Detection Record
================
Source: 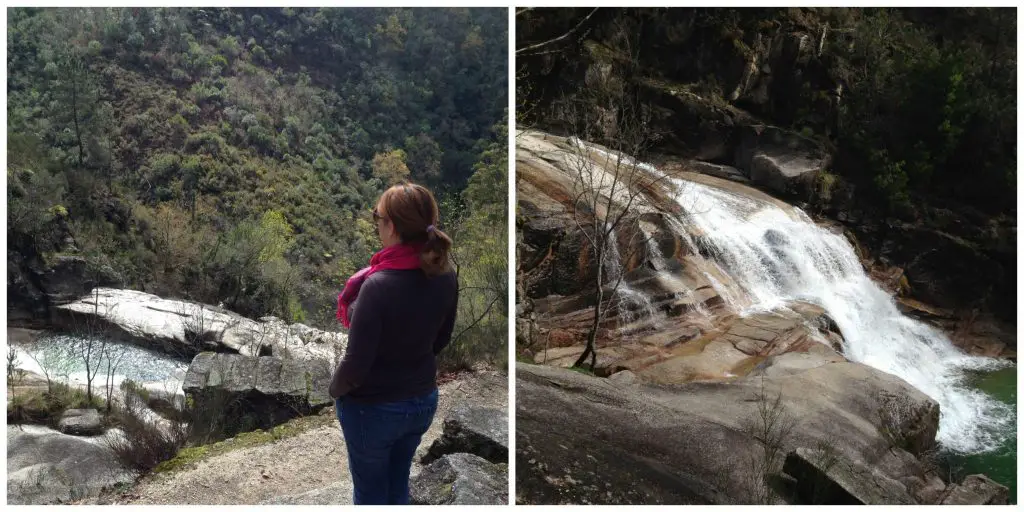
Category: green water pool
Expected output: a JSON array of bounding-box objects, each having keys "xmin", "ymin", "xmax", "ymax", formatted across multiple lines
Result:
[{"xmin": 946, "ymin": 365, "xmax": 1017, "ymax": 503}]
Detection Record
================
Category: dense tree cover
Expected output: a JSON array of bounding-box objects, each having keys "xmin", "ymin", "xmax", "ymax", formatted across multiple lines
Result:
[
  {"xmin": 517, "ymin": 7, "xmax": 1015, "ymax": 217},
  {"xmin": 8, "ymin": 7, "xmax": 508, "ymax": 334}
]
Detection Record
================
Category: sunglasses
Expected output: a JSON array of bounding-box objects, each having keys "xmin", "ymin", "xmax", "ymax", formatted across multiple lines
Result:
[{"xmin": 372, "ymin": 208, "xmax": 386, "ymax": 221}]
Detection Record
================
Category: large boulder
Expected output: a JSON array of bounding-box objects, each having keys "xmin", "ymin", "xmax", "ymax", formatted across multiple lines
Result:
[
  {"xmin": 782, "ymin": 447, "xmax": 915, "ymax": 505},
  {"xmin": 7, "ymin": 425, "xmax": 135, "ymax": 505},
  {"xmin": 53, "ymin": 288, "xmax": 346, "ymax": 362},
  {"xmin": 735, "ymin": 125, "xmax": 830, "ymax": 198},
  {"xmin": 940, "ymin": 475, "xmax": 1009, "ymax": 505},
  {"xmin": 57, "ymin": 409, "xmax": 104, "ymax": 437},
  {"xmin": 182, "ymin": 353, "xmax": 333, "ymax": 440},
  {"xmin": 411, "ymin": 453, "xmax": 508, "ymax": 505},
  {"xmin": 422, "ymin": 405, "xmax": 508, "ymax": 465},
  {"xmin": 516, "ymin": 361, "xmax": 940, "ymax": 505}
]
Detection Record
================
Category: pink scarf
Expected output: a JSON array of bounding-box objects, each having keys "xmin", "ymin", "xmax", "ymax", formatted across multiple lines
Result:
[{"xmin": 336, "ymin": 243, "xmax": 423, "ymax": 328}]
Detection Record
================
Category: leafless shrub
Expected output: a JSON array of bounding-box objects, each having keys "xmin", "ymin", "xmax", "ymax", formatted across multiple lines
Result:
[
  {"xmin": 104, "ymin": 379, "xmax": 189, "ymax": 472},
  {"xmin": 739, "ymin": 377, "xmax": 796, "ymax": 504}
]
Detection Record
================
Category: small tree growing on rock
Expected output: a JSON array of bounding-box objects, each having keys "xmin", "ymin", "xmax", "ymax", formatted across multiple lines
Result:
[
  {"xmin": 67, "ymin": 288, "xmax": 115, "ymax": 406},
  {"xmin": 554, "ymin": 24, "xmax": 672, "ymax": 369},
  {"xmin": 740, "ymin": 377, "xmax": 796, "ymax": 504},
  {"xmin": 100, "ymin": 340, "xmax": 127, "ymax": 414},
  {"xmin": 24, "ymin": 343, "xmax": 74, "ymax": 394}
]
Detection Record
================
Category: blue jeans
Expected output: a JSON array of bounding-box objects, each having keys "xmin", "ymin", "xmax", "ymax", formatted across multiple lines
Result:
[{"xmin": 336, "ymin": 389, "xmax": 439, "ymax": 505}]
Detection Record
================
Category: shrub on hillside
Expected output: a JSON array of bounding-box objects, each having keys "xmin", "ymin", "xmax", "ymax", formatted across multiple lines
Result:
[{"xmin": 105, "ymin": 380, "xmax": 190, "ymax": 472}]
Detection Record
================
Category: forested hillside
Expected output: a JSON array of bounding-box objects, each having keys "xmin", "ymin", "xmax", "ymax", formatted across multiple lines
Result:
[{"xmin": 8, "ymin": 7, "xmax": 508, "ymax": 365}]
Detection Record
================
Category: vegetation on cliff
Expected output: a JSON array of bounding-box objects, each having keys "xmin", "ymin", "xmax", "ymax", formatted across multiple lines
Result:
[
  {"xmin": 8, "ymin": 8, "xmax": 508, "ymax": 368},
  {"xmin": 517, "ymin": 7, "xmax": 1015, "ymax": 216}
]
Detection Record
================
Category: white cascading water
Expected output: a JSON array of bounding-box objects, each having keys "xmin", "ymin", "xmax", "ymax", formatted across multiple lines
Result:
[
  {"xmin": 604, "ymin": 224, "xmax": 658, "ymax": 327},
  {"xmin": 668, "ymin": 177, "xmax": 1011, "ymax": 454},
  {"xmin": 642, "ymin": 222, "xmax": 712, "ymax": 319}
]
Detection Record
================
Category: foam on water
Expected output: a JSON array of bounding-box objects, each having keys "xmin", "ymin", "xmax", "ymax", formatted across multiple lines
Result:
[{"xmin": 669, "ymin": 178, "xmax": 1012, "ymax": 453}]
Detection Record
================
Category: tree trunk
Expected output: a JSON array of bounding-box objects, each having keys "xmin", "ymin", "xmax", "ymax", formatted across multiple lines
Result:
[
  {"xmin": 574, "ymin": 247, "xmax": 604, "ymax": 369},
  {"xmin": 71, "ymin": 75, "xmax": 84, "ymax": 169}
]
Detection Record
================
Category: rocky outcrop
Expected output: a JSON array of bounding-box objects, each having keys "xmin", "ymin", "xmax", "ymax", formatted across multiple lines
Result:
[
  {"xmin": 422, "ymin": 405, "xmax": 508, "ymax": 465},
  {"xmin": 57, "ymin": 409, "xmax": 104, "ymax": 437},
  {"xmin": 411, "ymin": 453, "xmax": 508, "ymax": 505},
  {"xmin": 735, "ymin": 125, "xmax": 830, "ymax": 198},
  {"xmin": 40, "ymin": 256, "xmax": 121, "ymax": 305},
  {"xmin": 683, "ymin": 160, "xmax": 750, "ymax": 184},
  {"xmin": 940, "ymin": 475, "xmax": 1009, "ymax": 505},
  {"xmin": 8, "ymin": 252, "xmax": 121, "ymax": 327},
  {"xmin": 783, "ymin": 447, "xmax": 915, "ymax": 505},
  {"xmin": 516, "ymin": 361, "xmax": 941, "ymax": 505},
  {"xmin": 182, "ymin": 353, "xmax": 333, "ymax": 440},
  {"xmin": 52, "ymin": 288, "xmax": 346, "ymax": 363},
  {"xmin": 7, "ymin": 425, "xmax": 135, "ymax": 505},
  {"xmin": 518, "ymin": 132, "xmax": 849, "ymax": 383},
  {"xmin": 868, "ymin": 224, "xmax": 1004, "ymax": 313}
]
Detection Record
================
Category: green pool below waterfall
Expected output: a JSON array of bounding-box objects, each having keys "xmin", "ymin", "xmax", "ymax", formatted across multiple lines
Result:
[{"xmin": 945, "ymin": 365, "xmax": 1017, "ymax": 503}]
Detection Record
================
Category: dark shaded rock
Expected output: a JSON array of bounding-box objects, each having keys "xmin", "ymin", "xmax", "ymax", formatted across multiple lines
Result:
[
  {"xmin": 183, "ymin": 353, "xmax": 332, "ymax": 440},
  {"xmin": 39, "ymin": 255, "xmax": 120, "ymax": 305},
  {"xmin": 941, "ymin": 474, "xmax": 1009, "ymax": 505},
  {"xmin": 410, "ymin": 453, "xmax": 508, "ymax": 505},
  {"xmin": 57, "ymin": 409, "xmax": 103, "ymax": 436},
  {"xmin": 783, "ymin": 447, "xmax": 914, "ymax": 505},
  {"xmin": 735, "ymin": 125, "xmax": 830, "ymax": 198},
  {"xmin": 877, "ymin": 224, "xmax": 1003, "ymax": 313},
  {"xmin": 7, "ymin": 251, "xmax": 119, "ymax": 327},
  {"xmin": 516, "ymin": 362, "xmax": 938, "ymax": 505},
  {"xmin": 422, "ymin": 405, "xmax": 508, "ymax": 465},
  {"xmin": 686, "ymin": 160, "xmax": 750, "ymax": 184}
]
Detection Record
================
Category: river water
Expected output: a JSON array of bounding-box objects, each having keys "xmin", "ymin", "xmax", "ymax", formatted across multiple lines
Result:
[{"xmin": 12, "ymin": 333, "xmax": 188, "ymax": 399}]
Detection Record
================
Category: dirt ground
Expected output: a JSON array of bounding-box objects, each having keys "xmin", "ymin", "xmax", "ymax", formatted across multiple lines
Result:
[{"xmin": 96, "ymin": 369, "xmax": 508, "ymax": 505}]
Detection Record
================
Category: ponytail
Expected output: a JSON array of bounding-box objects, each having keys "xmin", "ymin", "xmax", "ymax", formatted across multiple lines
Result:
[
  {"xmin": 376, "ymin": 182, "xmax": 454, "ymax": 277},
  {"xmin": 420, "ymin": 224, "xmax": 453, "ymax": 277}
]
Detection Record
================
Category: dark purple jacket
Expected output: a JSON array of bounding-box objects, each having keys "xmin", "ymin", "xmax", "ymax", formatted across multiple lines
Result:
[{"xmin": 329, "ymin": 268, "xmax": 458, "ymax": 403}]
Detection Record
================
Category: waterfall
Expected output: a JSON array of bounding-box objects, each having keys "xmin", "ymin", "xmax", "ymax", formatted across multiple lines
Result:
[
  {"xmin": 642, "ymin": 220, "xmax": 712, "ymax": 319},
  {"xmin": 603, "ymin": 224, "xmax": 658, "ymax": 328},
  {"xmin": 669, "ymin": 177, "xmax": 1012, "ymax": 454}
]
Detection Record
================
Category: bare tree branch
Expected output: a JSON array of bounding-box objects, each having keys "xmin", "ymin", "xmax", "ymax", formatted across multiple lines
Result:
[{"xmin": 516, "ymin": 7, "xmax": 599, "ymax": 55}]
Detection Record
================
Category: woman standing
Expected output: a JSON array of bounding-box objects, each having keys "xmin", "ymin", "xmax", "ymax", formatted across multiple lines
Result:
[{"xmin": 329, "ymin": 182, "xmax": 458, "ymax": 505}]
